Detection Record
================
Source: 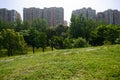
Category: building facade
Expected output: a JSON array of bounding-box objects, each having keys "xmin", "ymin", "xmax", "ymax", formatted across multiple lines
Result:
[
  {"xmin": 0, "ymin": 8, "xmax": 21, "ymax": 22},
  {"xmin": 72, "ymin": 7, "xmax": 96, "ymax": 20},
  {"xmin": 43, "ymin": 7, "xmax": 64, "ymax": 27},
  {"xmin": 97, "ymin": 9, "xmax": 120, "ymax": 25},
  {"xmin": 23, "ymin": 7, "xmax": 64, "ymax": 27},
  {"xmin": 23, "ymin": 7, "xmax": 43, "ymax": 23}
]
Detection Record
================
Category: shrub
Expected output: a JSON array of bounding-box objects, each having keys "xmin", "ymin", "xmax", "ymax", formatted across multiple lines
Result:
[
  {"xmin": 63, "ymin": 38, "xmax": 73, "ymax": 49},
  {"xmin": 73, "ymin": 37, "xmax": 89, "ymax": 48},
  {"xmin": 103, "ymin": 40, "xmax": 112, "ymax": 45},
  {"xmin": 115, "ymin": 37, "xmax": 120, "ymax": 44}
]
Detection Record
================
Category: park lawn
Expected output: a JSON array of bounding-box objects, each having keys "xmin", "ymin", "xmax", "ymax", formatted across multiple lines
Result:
[{"xmin": 0, "ymin": 45, "xmax": 120, "ymax": 80}]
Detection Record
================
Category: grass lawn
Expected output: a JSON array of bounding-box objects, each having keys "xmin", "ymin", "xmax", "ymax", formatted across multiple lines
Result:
[{"xmin": 0, "ymin": 45, "xmax": 120, "ymax": 80}]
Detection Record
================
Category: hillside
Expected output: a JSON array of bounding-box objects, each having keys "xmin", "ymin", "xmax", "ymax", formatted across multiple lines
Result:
[{"xmin": 0, "ymin": 45, "xmax": 120, "ymax": 80}]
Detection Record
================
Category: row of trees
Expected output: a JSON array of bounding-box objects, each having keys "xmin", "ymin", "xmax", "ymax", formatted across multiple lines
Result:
[
  {"xmin": 70, "ymin": 14, "xmax": 120, "ymax": 45},
  {"xmin": 0, "ymin": 14, "xmax": 120, "ymax": 56}
]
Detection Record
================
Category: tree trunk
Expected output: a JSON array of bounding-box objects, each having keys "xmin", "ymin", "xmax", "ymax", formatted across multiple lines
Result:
[
  {"xmin": 51, "ymin": 44, "xmax": 54, "ymax": 51},
  {"xmin": 52, "ymin": 46, "xmax": 53, "ymax": 51},
  {"xmin": 42, "ymin": 47, "xmax": 45, "ymax": 52},
  {"xmin": 33, "ymin": 46, "xmax": 35, "ymax": 53},
  {"xmin": 7, "ymin": 47, "xmax": 11, "ymax": 56}
]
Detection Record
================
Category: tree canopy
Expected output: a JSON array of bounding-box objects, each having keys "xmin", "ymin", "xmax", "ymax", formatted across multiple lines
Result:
[{"xmin": 0, "ymin": 29, "xmax": 27, "ymax": 56}]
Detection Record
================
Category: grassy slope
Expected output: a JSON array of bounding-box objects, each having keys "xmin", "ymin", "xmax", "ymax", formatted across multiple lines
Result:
[{"xmin": 0, "ymin": 45, "xmax": 120, "ymax": 80}]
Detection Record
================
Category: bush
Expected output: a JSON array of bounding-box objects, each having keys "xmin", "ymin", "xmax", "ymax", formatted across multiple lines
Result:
[
  {"xmin": 115, "ymin": 37, "xmax": 120, "ymax": 44},
  {"xmin": 103, "ymin": 40, "xmax": 112, "ymax": 45},
  {"xmin": 73, "ymin": 37, "xmax": 89, "ymax": 48},
  {"xmin": 63, "ymin": 38, "xmax": 73, "ymax": 49}
]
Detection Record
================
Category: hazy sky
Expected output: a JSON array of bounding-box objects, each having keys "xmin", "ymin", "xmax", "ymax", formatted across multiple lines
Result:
[{"xmin": 0, "ymin": 0, "xmax": 120, "ymax": 23}]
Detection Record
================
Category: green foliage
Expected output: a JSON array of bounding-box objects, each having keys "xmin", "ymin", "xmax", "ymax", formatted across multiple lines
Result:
[
  {"xmin": 22, "ymin": 21, "xmax": 31, "ymax": 30},
  {"xmin": 63, "ymin": 38, "xmax": 73, "ymax": 49},
  {"xmin": 55, "ymin": 25, "xmax": 68, "ymax": 38},
  {"xmin": 14, "ymin": 18, "xmax": 22, "ymax": 32},
  {"xmin": 0, "ymin": 29, "xmax": 27, "ymax": 56},
  {"xmin": 49, "ymin": 36, "xmax": 64, "ymax": 49},
  {"xmin": 89, "ymin": 25, "xmax": 120, "ymax": 46},
  {"xmin": 36, "ymin": 32, "xmax": 47, "ymax": 52},
  {"xmin": 0, "ymin": 45, "xmax": 120, "ymax": 80},
  {"xmin": 115, "ymin": 36, "xmax": 120, "ymax": 44},
  {"xmin": 73, "ymin": 37, "xmax": 89, "ymax": 48},
  {"xmin": 26, "ymin": 28, "xmax": 38, "ymax": 53},
  {"xmin": 70, "ymin": 14, "xmax": 84, "ymax": 38},
  {"xmin": 25, "ymin": 28, "xmax": 47, "ymax": 53},
  {"xmin": 103, "ymin": 40, "xmax": 112, "ymax": 45},
  {"xmin": 0, "ymin": 20, "xmax": 15, "ymax": 31},
  {"xmin": 32, "ymin": 19, "xmax": 48, "ymax": 32},
  {"xmin": 69, "ymin": 14, "xmax": 98, "ymax": 39},
  {"xmin": 46, "ymin": 25, "xmax": 68, "ymax": 48}
]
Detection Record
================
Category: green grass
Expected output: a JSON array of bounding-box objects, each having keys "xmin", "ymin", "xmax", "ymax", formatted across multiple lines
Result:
[{"xmin": 0, "ymin": 45, "xmax": 120, "ymax": 80}]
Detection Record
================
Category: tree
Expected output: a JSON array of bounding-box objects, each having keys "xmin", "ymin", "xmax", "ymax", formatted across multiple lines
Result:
[
  {"xmin": 69, "ymin": 14, "xmax": 80, "ymax": 38},
  {"xmin": 27, "ymin": 28, "xmax": 38, "ymax": 53},
  {"xmin": 32, "ymin": 19, "xmax": 48, "ymax": 32},
  {"xmin": 14, "ymin": 18, "xmax": 22, "ymax": 32},
  {"xmin": 47, "ymin": 27, "xmax": 56, "ymax": 38},
  {"xmin": 22, "ymin": 21, "xmax": 31, "ymax": 30},
  {"xmin": 55, "ymin": 25, "xmax": 68, "ymax": 38},
  {"xmin": 36, "ymin": 32, "xmax": 47, "ymax": 52},
  {"xmin": 69, "ymin": 14, "xmax": 96, "ymax": 40},
  {"xmin": 0, "ymin": 32, "xmax": 3, "ymax": 50},
  {"xmin": 25, "ymin": 28, "xmax": 47, "ymax": 53},
  {"xmin": 0, "ymin": 29, "xmax": 27, "ymax": 56},
  {"xmin": 50, "ymin": 36, "xmax": 64, "ymax": 49},
  {"xmin": 69, "ymin": 14, "xmax": 98, "ymax": 39},
  {"xmin": 89, "ymin": 25, "xmax": 120, "ymax": 46},
  {"xmin": 0, "ymin": 20, "xmax": 12, "ymax": 31}
]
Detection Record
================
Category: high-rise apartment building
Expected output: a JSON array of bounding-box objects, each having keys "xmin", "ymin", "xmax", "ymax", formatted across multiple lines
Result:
[
  {"xmin": 113, "ymin": 10, "xmax": 120, "ymax": 25},
  {"xmin": 104, "ymin": 9, "xmax": 114, "ymax": 24},
  {"xmin": 97, "ymin": 9, "xmax": 120, "ymax": 25},
  {"xmin": 23, "ymin": 7, "xmax": 64, "ymax": 27},
  {"xmin": 23, "ymin": 7, "xmax": 43, "ymax": 23},
  {"xmin": 43, "ymin": 7, "xmax": 64, "ymax": 27},
  {"xmin": 0, "ymin": 8, "xmax": 21, "ymax": 22},
  {"xmin": 72, "ymin": 7, "xmax": 96, "ymax": 20},
  {"xmin": 96, "ymin": 12, "xmax": 104, "ymax": 21}
]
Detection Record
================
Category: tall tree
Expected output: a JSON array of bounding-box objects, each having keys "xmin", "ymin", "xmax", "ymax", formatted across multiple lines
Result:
[
  {"xmin": 32, "ymin": 19, "xmax": 48, "ymax": 32},
  {"xmin": 27, "ymin": 28, "xmax": 38, "ymax": 53},
  {"xmin": 22, "ymin": 21, "xmax": 31, "ymax": 30},
  {"xmin": 69, "ymin": 14, "xmax": 98, "ymax": 40},
  {"xmin": 14, "ymin": 18, "xmax": 22, "ymax": 32}
]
